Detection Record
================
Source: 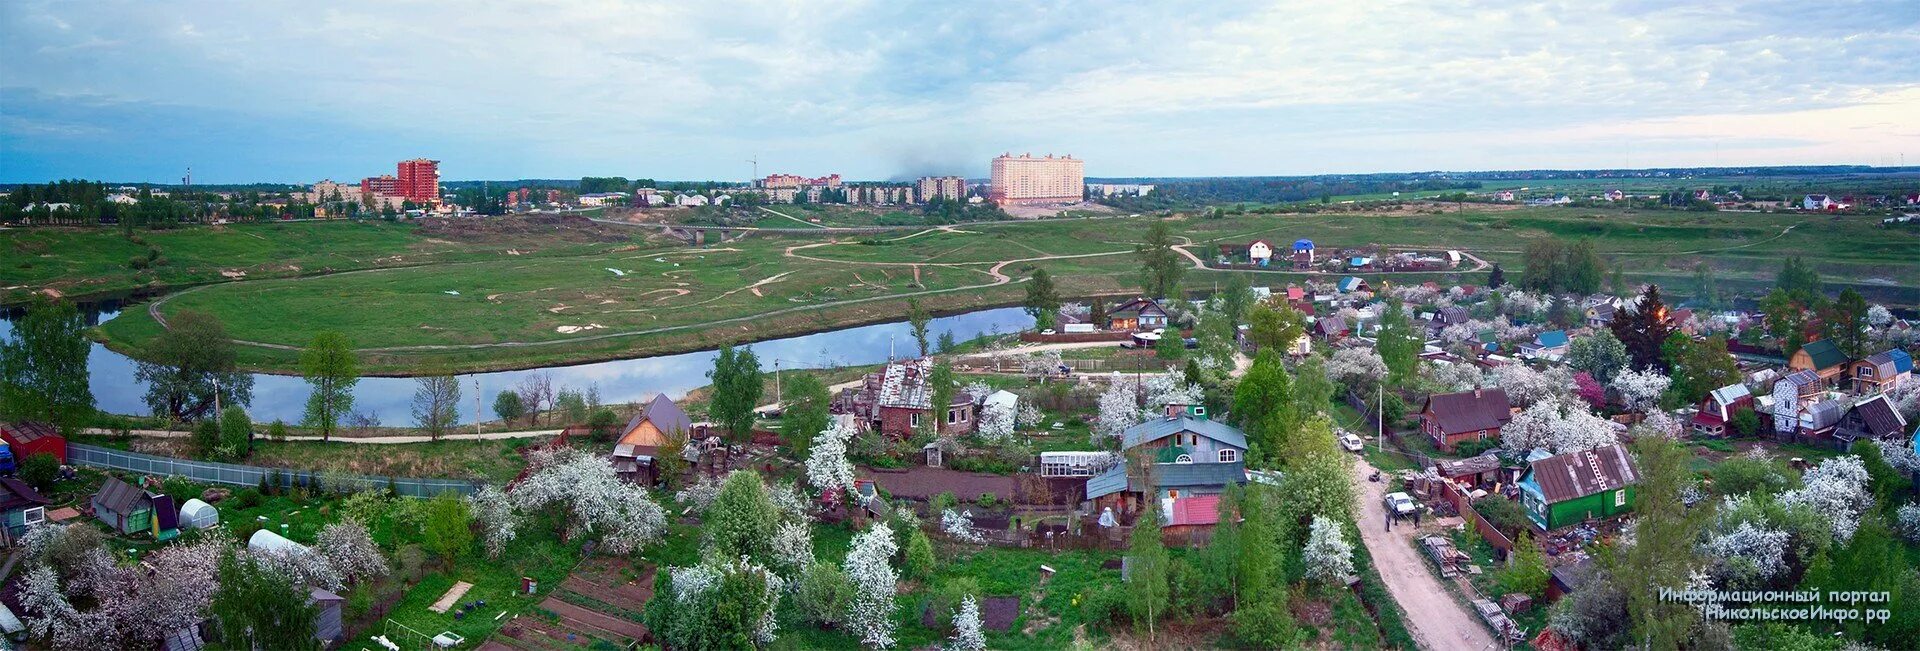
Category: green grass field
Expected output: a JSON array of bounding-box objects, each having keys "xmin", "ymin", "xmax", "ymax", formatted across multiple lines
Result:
[{"xmin": 55, "ymin": 204, "xmax": 1920, "ymax": 374}]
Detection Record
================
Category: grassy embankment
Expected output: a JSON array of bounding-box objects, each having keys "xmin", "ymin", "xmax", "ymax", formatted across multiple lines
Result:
[{"xmin": 77, "ymin": 206, "xmax": 1920, "ymax": 375}]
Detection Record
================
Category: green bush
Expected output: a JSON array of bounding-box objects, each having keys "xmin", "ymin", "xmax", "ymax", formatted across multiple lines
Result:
[
  {"xmin": 904, "ymin": 528, "xmax": 936, "ymax": 580},
  {"xmin": 1232, "ymin": 597, "xmax": 1302, "ymax": 648},
  {"xmin": 17, "ymin": 452, "xmax": 59, "ymax": 490},
  {"xmin": 794, "ymin": 564, "xmax": 852, "ymax": 627}
]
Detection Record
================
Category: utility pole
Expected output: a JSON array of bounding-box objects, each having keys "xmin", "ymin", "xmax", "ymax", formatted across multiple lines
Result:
[
  {"xmin": 1377, "ymin": 382, "xmax": 1383, "ymax": 454},
  {"xmin": 774, "ymin": 359, "xmax": 782, "ymax": 406},
  {"xmin": 474, "ymin": 376, "xmax": 483, "ymax": 437}
]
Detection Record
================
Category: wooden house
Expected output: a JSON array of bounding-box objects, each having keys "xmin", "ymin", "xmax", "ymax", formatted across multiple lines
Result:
[
  {"xmin": 92, "ymin": 476, "xmax": 154, "ymax": 535},
  {"xmin": 0, "ymin": 477, "xmax": 50, "ymax": 546},
  {"xmin": 1519, "ymin": 330, "xmax": 1570, "ymax": 361},
  {"xmin": 1107, "ymin": 298, "xmax": 1169, "ymax": 331},
  {"xmin": 833, "ymin": 358, "xmax": 975, "ymax": 438},
  {"xmin": 610, "ymin": 394, "xmax": 693, "ymax": 485},
  {"xmin": 1691, "ymin": 383, "xmax": 1753, "ymax": 436},
  {"xmin": 1850, "ymin": 351, "xmax": 1905, "ymax": 395},
  {"xmin": 1769, "ymin": 370, "xmax": 1823, "ymax": 436},
  {"xmin": 1837, "ymin": 395, "xmax": 1908, "ymax": 443},
  {"xmin": 1085, "ymin": 404, "xmax": 1248, "ymax": 519},
  {"xmin": 1518, "ymin": 444, "xmax": 1639, "ymax": 531},
  {"xmin": 1788, "ymin": 339, "xmax": 1849, "ymax": 386},
  {"xmin": 1434, "ymin": 453, "xmax": 1505, "ymax": 487},
  {"xmin": 1420, "ymin": 388, "xmax": 1513, "ymax": 452}
]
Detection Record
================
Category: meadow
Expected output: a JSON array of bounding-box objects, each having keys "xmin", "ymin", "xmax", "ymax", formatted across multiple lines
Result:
[{"xmin": 57, "ymin": 203, "xmax": 1920, "ymax": 374}]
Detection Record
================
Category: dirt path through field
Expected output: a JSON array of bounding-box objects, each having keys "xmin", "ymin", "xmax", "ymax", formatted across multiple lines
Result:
[{"xmin": 1350, "ymin": 457, "xmax": 1500, "ymax": 651}]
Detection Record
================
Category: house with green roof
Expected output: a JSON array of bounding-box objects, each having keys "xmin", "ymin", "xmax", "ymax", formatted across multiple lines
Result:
[{"xmin": 1789, "ymin": 338, "xmax": 1849, "ymax": 387}]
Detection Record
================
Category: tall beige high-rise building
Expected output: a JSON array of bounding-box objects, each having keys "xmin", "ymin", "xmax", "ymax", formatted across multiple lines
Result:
[
  {"xmin": 988, "ymin": 153, "xmax": 1083, "ymax": 206},
  {"xmin": 915, "ymin": 176, "xmax": 966, "ymax": 203}
]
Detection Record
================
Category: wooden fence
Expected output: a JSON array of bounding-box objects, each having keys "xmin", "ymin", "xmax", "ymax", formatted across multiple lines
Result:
[{"xmin": 1439, "ymin": 481, "xmax": 1515, "ymax": 561}]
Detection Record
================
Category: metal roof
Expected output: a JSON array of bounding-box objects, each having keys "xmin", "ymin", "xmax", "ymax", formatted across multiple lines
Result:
[
  {"xmin": 1535, "ymin": 331, "xmax": 1569, "ymax": 348},
  {"xmin": 1847, "ymin": 395, "xmax": 1906, "ymax": 439},
  {"xmin": 93, "ymin": 476, "xmax": 147, "ymax": 515},
  {"xmin": 1803, "ymin": 400, "xmax": 1844, "ymax": 430},
  {"xmin": 1153, "ymin": 461, "xmax": 1247, "ymax": 488},
  {"xmin": 0, "ymin": 421, "xmax": 60, "ymax": 446},
  {"xmin": 1523, "ymin": 444, "xmax": 1639, "ymax": 503},
  {"xmin": 622, "ymin": 393, "xmax": 692, "ymax": 438},
  {"xmin": 1799, "ymin": 339, "xmax": 1846, "ymax": 370},
  {"xmin": 1085, "ymin": 464, "xmax": 1129, "ymax": 499},
  {"xmin": 1121, "ymin": 417, "xmax": 1248, "ymax": 451},
  {"xmin": 1708, "ymin": 383, "xmax": 1751, "ymax": 406},
  {"xmin": 1422, "ymin": 388, "xmax": 1513, "ymax": 434}
]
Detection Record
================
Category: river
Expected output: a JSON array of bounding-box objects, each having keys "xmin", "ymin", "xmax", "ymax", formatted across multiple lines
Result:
[{"xmin": 0, "ymin": 301, "xmax": 1033, "ymax": 426}]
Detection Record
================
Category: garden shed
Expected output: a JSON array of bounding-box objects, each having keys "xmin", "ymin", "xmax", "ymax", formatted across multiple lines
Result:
[
  {"xmin": 92, "ymin": 476, "xmax": 154, "ymax": 535},
  {"xmin": 178, "ymin": 498, "xmax": 219, "ymax": 529},
  {"xmin": 150, "ymin": 494, "xmax": 179, "ymax": 541},
  {"xmin": 309, "ymin": 588, "xmax": 345, "ymax": 642}
]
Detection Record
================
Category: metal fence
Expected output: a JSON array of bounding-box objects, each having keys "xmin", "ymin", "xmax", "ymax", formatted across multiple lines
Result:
[{"xmin": 66, "ymin": 443, "xmax": 481, "ymax": 498}]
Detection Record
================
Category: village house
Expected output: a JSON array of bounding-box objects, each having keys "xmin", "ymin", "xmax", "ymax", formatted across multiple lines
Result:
[
  {"xmin": 609, "ymin": 394, "xmax": 694, "ymax": 486},
  {"xmin": 1420, "ymin": 387, "xmax": 1514, "ymax": 452},
  {"xmin": 1292, "ymin": 239, "xmax": 1315, "ymax": 270},
  {"xmin": 1106, "ymin": 298, "xmax": 1169, "ymax": 331},
  {"xmin": 833, "ymin": 358, "xmax": 974, "ymax": 438},
  {"xmin": 1691, "ymin": 383, "xmax": 1753, "ymax": 436},
  {"xmin": 1796, "ymin": 400, "xmax": 1845, "ymax": 444},
  {"xmin": 1247, "ymin": 239, "xmax": 1274, "ymax": 266},
  {"xmin": 1518, "ymin": 444, "xmax": 1639, "ymax": 531},
  {"xmin": 0, "ymin": 477, "xmax": 50, "ymax": 546},
  {"xmin": 1850, "ymin": 350, "xmax": 1912, "ymax": 395},
  {"xmin": 1519, "ymin": 330, "xmax": 1570, "ymax": 361},
  {"xmin": 1086, "ymin": 404, "xmax": 1248, "ymax": 524},
  {"xmin": 1769, "ymin": 370, "xmax": 1825, "ymax": 436},
  {"xmin": 1788, "ymin": 339, "xmax": 1849, "ymax": 387},
  {"xmin": 1336, "ymin": 276, "xmax": 1369, "ymax": 294},
  {"xmin": 1584, "ymin": 302, "xmax": 1617, "ymax": 329},
  {"xmin": 1836, "ymin": 394, "xmax": 1908, "ymax": 443}
]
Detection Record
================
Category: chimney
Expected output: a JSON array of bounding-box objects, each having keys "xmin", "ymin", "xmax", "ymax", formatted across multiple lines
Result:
[{"xmin": 1473, "ymin": 387, "xmax": 1483, "ymax": 399}]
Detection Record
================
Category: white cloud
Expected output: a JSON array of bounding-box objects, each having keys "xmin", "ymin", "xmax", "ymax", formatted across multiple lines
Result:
[{"xmin": 2, "ymin": 0, "xmax": 1916, "ymax": 180}]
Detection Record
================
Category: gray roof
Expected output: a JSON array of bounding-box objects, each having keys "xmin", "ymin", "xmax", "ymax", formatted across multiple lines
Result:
[
  {"xmin": 1086, "ymin": 464, "xmax": 1129, "ymax": 499},
  {"xmin": 1120, "ymin": 417, "xmax": 1248, "ymax": 451},
  {"xmin": 1804, "ymin": 400, "xmax": 1844, "ymax": 429},
  {"xmin": 1154, "ymin": 462, "xmax": 1247, "ymax": 488},
  {"xmin": 94, "ymin": 476, "xmax": 147, "ymax": 515},
  {"xmin": 1085, "ymin": 461, "xmax": 1249, "ymax": 500},
  {"xmin": 622, "ymin": 393, "xmax": 692, "ymax": 438}
]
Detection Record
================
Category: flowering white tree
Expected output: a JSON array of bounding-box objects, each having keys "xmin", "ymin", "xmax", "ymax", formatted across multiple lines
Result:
[
  {"xmin": 1020, "ymin": 350, "xmax": 1063, "ymax": 378},
  {"xmin": 769, "ymin": 480, "xmax": 813, "ymax": 522},
  {"xmin": 1501, "ymin": 397, "xmax": 1619, "ymax": 455},
  {"xmin": 1897, "ymin": 503, "xmax": 1920, "ymax": 543},
  {"xmin": 942, "ymin": 509, "xmax": 986, "ymax": 545},
  {"xmin": 1325, "ymin": 348, "xmax": 1388, "ymax": 393},
  {"xmin": 1888, "ymin": 377, "xmax": 1920, "ymax": 422},
  {"xmin": 315, "ymin": 520, "xmax": 389, "ymax": 584},
  {"xmin": 664, "ymin": 557, "xmax": 786, "ymax": 645},
  {"xmin": 949, "ymin": 594, "xmax": 986, "ymax": 651},
  {"xmin": 974, "ymin": 401, "xmax": 1015, "ymax": 443},
  {"xmin": 469, "ymin": 484, "xmax": 522, "ymax": 559},
  {"xmin": 962, "ymin": 382, "xmax": 994, "ymax": 404},
  {"xmin": 1780, "ymin": 455, "xmax": 1872, "ymax": 542},
  {"xmin": 807, "ymin": 417, "xmax": 860, "ymax": 505},
  {"xmin": 1868, "ymin": 304, "xmax": 1893, "ymax": 327},
  {"xmin": 1094, "ymin": 378, "xmax": 1140, "ymax": 446},
  {"xmin": 1491, "ymin": 364, "xmax": 1575, "ymax": 407},
  {"xmin": 1880, "ymin": 440, "xmax": 1920, "ymax": 476},
  {"xmin": 1611, "ymin": 368, "xmax": 1671, "ymax": 413},
  {"xmin": 845, "ymin": 523, "xmax": 900, "ymax": 649},
  {"xmin": 772, "ymin": 520, "xmax": 815, "ymax": 575},
  {"xmin": 1439, "ymin": 323, "xmax": 1477, "ymax": 345},
  {"xmin": 1501, "ymin": 290, "xmax": 1549, "ymax": 319},
  {"xmin": 512, "ymin": 447, "xmax": 667, "ymax": 553},
  {"xmin": 1142, "ymin": 374, "xmax": 1203, "ymax": 413},
  {"xmin": 1016, "ymin": 402, "xmax": 1044, "ymax": 429},
  {"xmin": 1425, "ymin": 361, "xmax": 1483, "ymax": 393},
  {"xmin": 1635, "ymin": 410, "xmax": 1685, "ymax": 440},
  {"xmin": 139, "ymin": 535, "xmax": 228, "ymax": 637},
  {"xmin": 1702, "ymin": 521, "xmax": 1791, "ymax": 588},
  {"xmin": 251, "ymin": 545, "xmax": 344, "ymax": 591},
  {"xmin": 674, "ymin": 475, "xmax": 727, "ymax": 512},
  {"xmin": 19, "ymin": 565, "xmax": 96, "ymax": 649},
  {"xmin": 1302, "ymin": 515, "xmax": 1355, "ymax": 584}
]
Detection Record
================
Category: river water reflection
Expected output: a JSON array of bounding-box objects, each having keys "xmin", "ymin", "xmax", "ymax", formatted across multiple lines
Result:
[{"xmin": 0, "ymin": 301, "xmax": 1032, "ymax": 426}]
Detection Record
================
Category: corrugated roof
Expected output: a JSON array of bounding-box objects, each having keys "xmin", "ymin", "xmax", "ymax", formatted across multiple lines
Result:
[
  {"xmin": 1423, "ymin": 389, "xmax": 1513, "ymax": 434},
  {"xmin": 1848, "ymin": 396, "xmax": 1906, "ymax": 439},
  {"xmin": 1800, "ymin": 339, "xmax": 1846, "ymax": 370},
  {"xmin": 1708, "ymin": 384, "xmax": 1750, "ymax": 406},
  {"xmin": 1121, "ymin": 417, "xmax": 1248, "ymax": 451},
  {"xmin": 1525, "ymin": 444, "xmax": 1639, "ymax": 503},
  {"xmin": 0, "ymin": 421, "xmax": 59, "ymax": 446},
  {"xmin": 1889, "ymin": 349, "xmax": 1913, "ymax": 374},
  {"xmin": 0, "ymin": 477, "xmax": 50, "ymax": 511},
  {"xmin": 1154, "ymin": 461, "xmax": 1246, "ymax": 488},
  {"xmin": 94, "ymin": 476, "xmax": 146, "ymax": 515},
  {"xmin": 1437, "ymin": 454, "xmax": 1503, "ymax": 478},
  {"xmin": 1535, "ymin": 331, "xmax": 1569, "ymax": 348},
  {"xmin": 1085, "ymin": 464, "xmax": 1129, "ymax": 499},
  {"xmin": 1803, "ymin": 400, "xmax": 1844, "ymax": 429},
  {"xmin": 1781, "ymin": 369, "xmax": 1821, "ymax": 388}
]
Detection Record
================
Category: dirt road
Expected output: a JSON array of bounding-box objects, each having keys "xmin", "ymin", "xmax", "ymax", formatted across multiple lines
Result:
[{"xmin": 1350, "ymin": 458, "xmax": 1500, "ymax": 651}]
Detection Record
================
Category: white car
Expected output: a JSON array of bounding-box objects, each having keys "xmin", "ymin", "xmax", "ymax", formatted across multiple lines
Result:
[
  {"xmin": 1383, "ymin": 492, "xmax": 1418, "ymax": 517},
  {"xmin": 1338, "ymin": 433, "xmax": 1365, "ymax": 452},
  {"xmin": 1040, "ymin": 329, "xmax": 1056, "ymax": 335}
]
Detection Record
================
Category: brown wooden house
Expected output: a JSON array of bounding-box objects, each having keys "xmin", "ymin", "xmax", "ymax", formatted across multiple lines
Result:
[
  {"xmin": 1788, "ymin": 339, "xmax": 1849, "ymax": 387},
  {"xmin": 610, "ymin": 394, "xmax": 693, "ymax": 485},
  {"xmin": 1420, "ymin": 388, "xmax": 1513, "ymax": 452}
]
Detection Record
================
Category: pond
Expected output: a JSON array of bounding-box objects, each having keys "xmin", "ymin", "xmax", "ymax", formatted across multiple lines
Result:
[{"xmin": 0, "ymin": 300, "xmax": 1033, "ymax": 426}]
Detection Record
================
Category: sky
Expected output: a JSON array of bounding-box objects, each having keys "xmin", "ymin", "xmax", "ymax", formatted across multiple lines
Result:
[{"xmin": 3, "ymin": 0, "xmax": 1919, "ymax": 184}]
